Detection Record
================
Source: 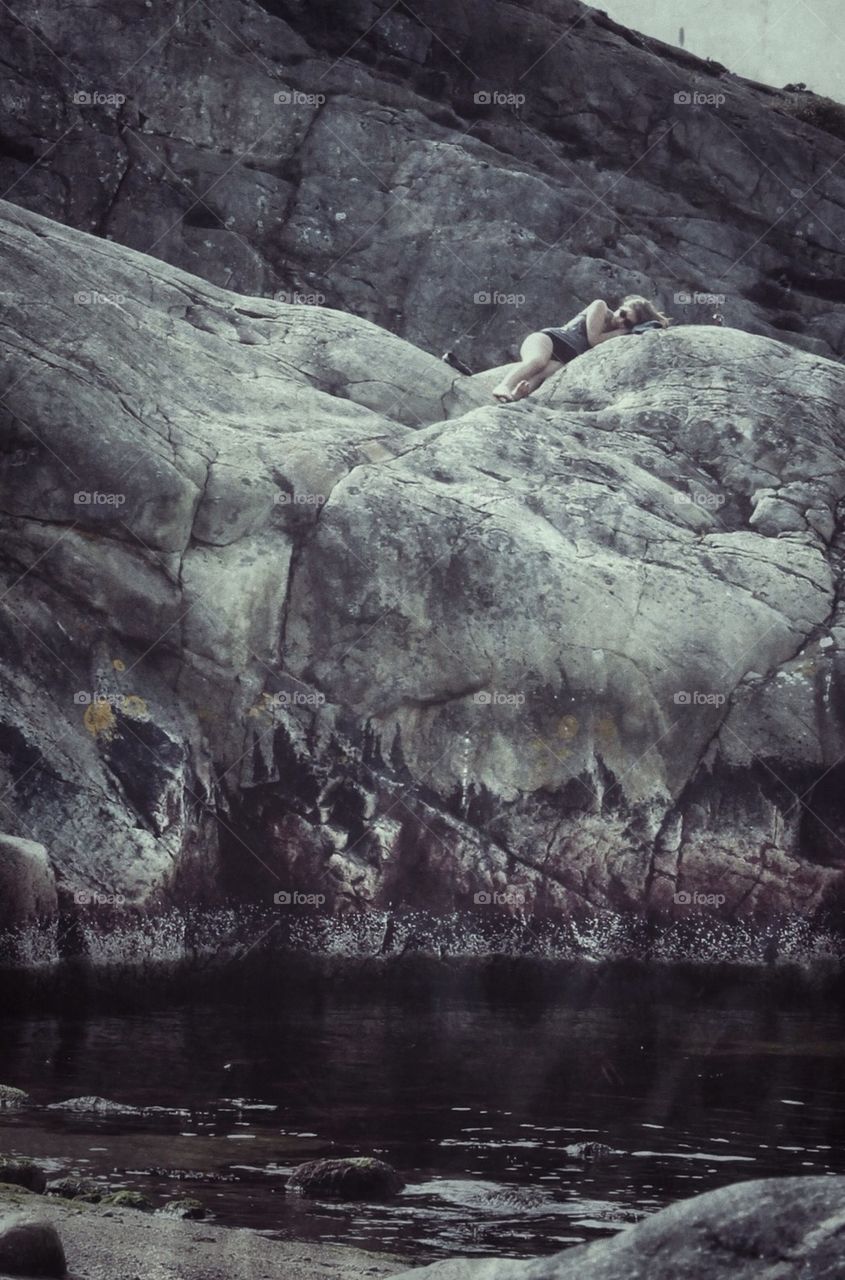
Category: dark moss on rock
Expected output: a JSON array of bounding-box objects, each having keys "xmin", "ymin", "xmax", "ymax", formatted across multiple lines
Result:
[{"xmin": 287, "ymin": 1157, "xmax": 405, "ymax": 1201}]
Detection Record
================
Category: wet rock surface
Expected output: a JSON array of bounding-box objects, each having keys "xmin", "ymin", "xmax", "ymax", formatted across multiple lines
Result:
[
  {"xmin": 289, "ymin": 1157, "xmax": 406, "ymax": 1200},
  {"xmin": 388, "ymin": 1175, "xmax": 845, "ymax": 1279}
]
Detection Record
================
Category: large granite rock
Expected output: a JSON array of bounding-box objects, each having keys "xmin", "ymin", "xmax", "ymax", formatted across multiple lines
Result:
[
  {"xmin": 0, "ymin": 0, "xmax": 843, "ymax": 373},
  {"xmin": 387, "ymin": 1176, "xmax": 845, "ymax": 1279},
  {"xmin": 0, "ymin": 196, "xmax": 844, "ymax": 947}
]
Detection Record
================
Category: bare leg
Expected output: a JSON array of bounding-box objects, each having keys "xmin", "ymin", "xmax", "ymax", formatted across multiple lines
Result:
[
  {"xmin": 492, "ymin": 333, "xmax": 556, "ymax": 401},
  {"xmin": 513, "ymin": 359, "xmax": 564, "ymax": 397}
]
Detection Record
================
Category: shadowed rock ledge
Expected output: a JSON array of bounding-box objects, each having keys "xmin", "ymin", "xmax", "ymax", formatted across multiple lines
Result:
[{"xmin": 1, "ymin": 197, "xmax": 844, "ymax": 960}]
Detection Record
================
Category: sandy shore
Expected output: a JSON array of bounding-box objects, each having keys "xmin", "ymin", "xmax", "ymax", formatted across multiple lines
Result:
[{"xmin": 0, "ymin": 1186, "xmax": 411, "ymax": 1280}]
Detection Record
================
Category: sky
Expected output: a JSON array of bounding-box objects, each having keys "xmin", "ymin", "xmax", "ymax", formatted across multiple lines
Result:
[{"xmin": 593, "ymin": 0, "xmax": 843, "ymax": 101}]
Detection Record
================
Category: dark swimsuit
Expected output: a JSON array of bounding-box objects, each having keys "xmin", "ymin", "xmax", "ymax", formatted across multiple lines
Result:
[{"xmin": 540, "ymin": 308, "xmax": 591, "ymax": 364}]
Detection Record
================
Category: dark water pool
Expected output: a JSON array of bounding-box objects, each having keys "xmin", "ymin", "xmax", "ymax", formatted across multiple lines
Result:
[{"xmin": 2, "ymin": 963, "xmax": 845, "ymax": 1260}]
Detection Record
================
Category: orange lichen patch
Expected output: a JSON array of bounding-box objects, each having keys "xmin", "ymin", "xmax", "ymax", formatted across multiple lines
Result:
[
  {"xmin": 83, "ymin": 700, "xmax": 116, "ymax": 739},
  {"xmin": 594, "ymin": 715, "xmax": 618, "ymax": 745},
  {"xmin": 555, "ymin": 714, "xmax": 579, "ymax": 741},
  {"xmin": 248, "ymin": 693, "xmax": 276, "ymax": 719},
  {"xmin": 120, "ymin": 695, "xmax": 149, "ymax": 719},
  {"xmin": 112, "ymin": 658, "xmax": 126, "ymax": 671}
]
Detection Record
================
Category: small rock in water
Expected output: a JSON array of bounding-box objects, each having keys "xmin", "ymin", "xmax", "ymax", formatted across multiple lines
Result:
[
  {"xmin": 562, "ymin": 1141, "xmax": 617, "ymax": 1161},
  {"xmin": 156, "ymin": 1197, "xmax": 206, "ymax": 1219},
  {"xmin": 0, "ymin": 1086, "xmax": 31, "ymax": 1108},
  {"xmin": 45, "ymin": 1176, "xmax": 106, "ymax": 1203},
  {"xmin": 46, "ymin": 1096, "xmax": 140, "ymax": 1115},
  {"xmin": 99, "ymin": 1190, "xmax": 153, "ymax": 1211},
  {"xmin": 0, "ymin": 1214, "xmax": 66, "ymax": 1277},
  {"xmin": 287, "ymin": 1157, "xmax": 405, "ymax": 1200},
  {"xmin": 0, "ymin": 1161, "xmax": 47, "ymax": 1194}
]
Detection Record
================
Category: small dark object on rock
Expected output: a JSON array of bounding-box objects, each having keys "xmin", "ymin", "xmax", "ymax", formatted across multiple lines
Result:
[
  {"xmin": 0, "ymin": 1215, "xmax": 66, "ymax": 1277},
  {"xmin": 287, "ymin": 1157, "xmax": 405, "ymax": 1200},
  {"xmin": 442, "ymin": 350, "xmax": 474, "ymax": 375}
]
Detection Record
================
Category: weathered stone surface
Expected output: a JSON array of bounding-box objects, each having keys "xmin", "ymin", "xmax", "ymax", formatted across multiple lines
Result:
[
  {"xmin": 389, "ymin": 1176, "xmax": 845, "ymax": 1279},
  {"xmin": 0, "ymin": 836, "xmax": 57, "ymax": 930},
  {"xmin": 288, "ymin": 1157, "xmax": 405, "ymax": 1200},
  {"xmin": 0, "ymin": 1215, "xmax": 65, "ymax": 1278},
  {"xmin": 1, "ymin": 196, "xmax": 844, "ymax": 945},
  {"xmin": 0, "ymin": 0, "xmax": 843, "ymax": 373}
]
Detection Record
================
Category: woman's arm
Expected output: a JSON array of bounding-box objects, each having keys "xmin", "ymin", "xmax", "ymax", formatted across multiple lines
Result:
[{"xmin": 585, "ymin": 299, "xmax": 626, "ymax": 347}]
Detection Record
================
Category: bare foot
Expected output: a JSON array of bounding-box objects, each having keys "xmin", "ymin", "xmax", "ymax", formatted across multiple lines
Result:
[
  {"xmin": 492, "ymin": 383, "xmax": 516, "ymax": 402},
  {"xmin": 511, "ymin": 379, "xmax": 533, "ymax": 400}
]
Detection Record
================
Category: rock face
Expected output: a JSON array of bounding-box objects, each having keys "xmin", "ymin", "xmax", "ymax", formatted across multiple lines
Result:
[
  {"xmin": 0, "ymin": 195, "xmax": 844, "ymax": 945},
  {"xmin": 387, "ymin": 1175, "xmax": 845, "ymax": 1279},
  {"xmin": 0, "ymin": 0, "xmax": 844, "ymax": 372}
]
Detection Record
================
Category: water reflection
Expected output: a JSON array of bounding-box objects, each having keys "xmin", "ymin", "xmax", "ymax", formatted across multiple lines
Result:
[{"xmin": 1, "ymin": 963, "xmax": 845, "ymax": 1258}]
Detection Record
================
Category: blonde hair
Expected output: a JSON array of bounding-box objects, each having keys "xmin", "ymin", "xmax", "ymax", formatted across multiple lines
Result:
[{"xmin": 620, "ymin": 295, "xmax": 672, "ymax": 328}]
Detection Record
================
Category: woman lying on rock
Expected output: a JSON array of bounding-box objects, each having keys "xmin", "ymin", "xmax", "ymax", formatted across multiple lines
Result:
[{"xmin": 491, "ymin": 295, "xmax": 670, "ymax": 403}]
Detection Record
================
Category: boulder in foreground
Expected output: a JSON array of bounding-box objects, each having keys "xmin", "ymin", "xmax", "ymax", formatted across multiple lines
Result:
[
  {"xmin": 0, "ymin": 1215, "xmax": 66, "ymax": 1277},
  {"xmin": 388, "ymin": 1175, "xmax": 845, "ymax": 1279}
]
